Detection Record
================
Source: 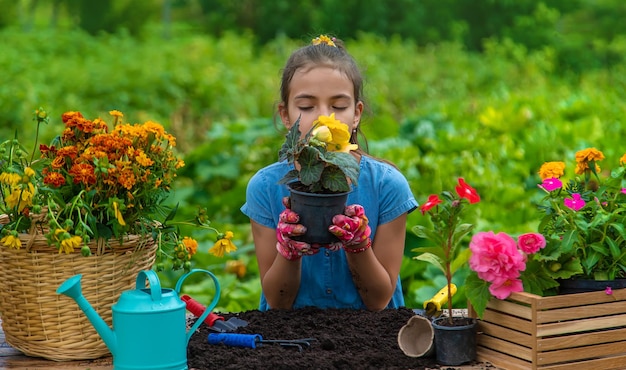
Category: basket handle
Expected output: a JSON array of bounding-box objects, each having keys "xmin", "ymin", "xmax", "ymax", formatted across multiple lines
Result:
[{"xmin": 135, "ymin": 270, "xmax": 162, "ymax": 302}]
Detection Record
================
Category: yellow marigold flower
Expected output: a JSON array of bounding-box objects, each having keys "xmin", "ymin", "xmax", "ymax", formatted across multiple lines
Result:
[
  {"xmin": 59, "ymin": 235, "xmax": 82, "ymax": 254},
  {"xmin": 225, "ymin": 260, "xmax": 247, "ymax": 278},
  {"xmin": 1, "ymin": 234, "xmax": 22, "ymax": 249},
  {"xmin": 109, "ymin": 110, "xmax": 124, "ymax": 118},
  {"xmin": 182, "ymin": 236, "xmax": 198, "ymax": 256},
  {"xmin": 311, "ymin": 35, "xmax": 336, "ymax": 47},
  {"xmin": 538, "ymin": 161, "xmax": 566, "ymax": 180},
  {"xmin": 175, "ymin": 159, "xmax": 185, "ymax": 169},
  {"xmin": 314, "ymin": 114, "xmax": 358, "ymax": 153},
  {"xmin": 208, "ymin": 231, "xmax": 237, "ymax": 258},
  {"xmin": 134, "ymin": 150, "xmax": 154, "ymax": 166},
  {"xmin": 620, "ymin": 153, "xmax": 626, "ymax": 165}
]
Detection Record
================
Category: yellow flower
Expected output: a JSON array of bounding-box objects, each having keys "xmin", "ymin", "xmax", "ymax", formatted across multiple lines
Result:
[
  {"xmin": 208, "ymin": 231, "xmax": 237, "ymax": 257},
  {"xmin": 5, "ymin": 184, "xmax": 35, "ymax": 211},
  {"xmin": 313, "ymin": 114, "xmax": 358, "ymax": 153},
  {"xmin": 312, "ymin": 126, "xmax": 332, "ymax": 143},
  {"xmin": 311, "ymin": 35, "xmax": 336, "ymax": 47},
  {"xmin": 59, "ymin": 235, "xmax": 82, "ymax": 254},
  {"xmin": 538, "ymin": 161, "xmax": 566, "ymax": 180},
  {"xmin": 109, "ymin": 110, "xmax": 124, "ymax": 118},
  {"xmin": 24, "ymin": 167, "xmax": 35, "ymax": 178},
  {"xmin": 112, "ymin": 201, "xmax": 126, "ymax": 226},
  {"xmin": 1, "ymin": 234, "xmax": 22, "ymax": 249},
  {"xmin": 0, "ymin": 172, "xmax": 21, "ymax": 186}
]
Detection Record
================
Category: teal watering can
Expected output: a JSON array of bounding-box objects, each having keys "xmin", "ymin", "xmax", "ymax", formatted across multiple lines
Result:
[{"xmin": 56, "ymin": 268, "xmax": 220, "ymax": 370}]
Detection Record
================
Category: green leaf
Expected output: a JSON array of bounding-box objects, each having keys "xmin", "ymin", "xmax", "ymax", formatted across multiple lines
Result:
[
  {"xmin": 414, "ymin": 252, "xmax": 445, "ymax": 274},
  {"xmin": 450, "ymin": 247, "xmax": 471, "ymax": 275},
  {"xmin": 465, "ymin": 272, "xmax": 491, "ymax": 319},
  {"xmin": 278, "ymin": 117, "xmax": 302, "ymax": 162},
  {"xmin": 298, "ymin": 146, "xmax": 324, "ymax": 185}
]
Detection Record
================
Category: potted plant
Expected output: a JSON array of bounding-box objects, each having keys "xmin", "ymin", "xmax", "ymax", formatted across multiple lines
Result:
[
  {"xmin": 526, "ymin": 147, "xmax": 626, "ymax": 296},
  {"xmin": 411, "ymin": 177, "xmax": 480, "ymax": 366},
  {"xmin": 277, "ymin": 113, "xmax": 360, "ymax": 244},
  {"xmin": 0, "ymin": 108, "xmax": 234, "ymax": 360}
]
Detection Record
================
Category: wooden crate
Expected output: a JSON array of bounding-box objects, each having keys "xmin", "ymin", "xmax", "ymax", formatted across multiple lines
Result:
[{"xmin": 469, "ymin": 288, "xmax": 626, "ymax": 370}]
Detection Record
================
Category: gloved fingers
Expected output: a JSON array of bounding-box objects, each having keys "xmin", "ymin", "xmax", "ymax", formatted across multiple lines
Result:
[
  {"xmin": 277, "ymin": 220, "xmax": 307, "ymax": 237},
  {"xmin": 328, "ymin": 224, "xmax": 356, "ymax": 242},
  {"xmin": 282, "ymin": 196, "xmax": 291, "ymax": 209},
  {"xmin": 344, "ymin": 204, "xmax": 366, "ymax": 218},
  {"xmin": 279, "ymin": 208, "xmax": 300, "ymax": 224},
  {"xmin": 331, "ymin": 214, "xmax": 365, "ymax": 232}
]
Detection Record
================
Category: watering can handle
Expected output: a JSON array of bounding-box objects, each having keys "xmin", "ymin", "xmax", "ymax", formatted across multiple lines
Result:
[
  {"xmin": 175, "ymin": 268, "xmax": 221, "ymax": 343},
  {"xmin": 135, "ymin": 270, "xmax": 162, "ymax": 302}
]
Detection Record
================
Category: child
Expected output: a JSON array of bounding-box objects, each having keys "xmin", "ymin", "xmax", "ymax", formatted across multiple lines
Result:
[{"xmin": 241, "ymin": 35, "xmax": 418, "ymax": 311}]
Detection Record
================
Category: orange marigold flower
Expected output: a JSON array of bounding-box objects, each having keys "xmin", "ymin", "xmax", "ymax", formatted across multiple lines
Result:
[
  {"xmin": 575, "ymin": 148, "xmax": 605, "ymax": 164},
  {"xmin": 620, "ymin": 153, "xmax": 626, "ymax": 165},
  {"xmin": 43, "ymin": 171, "xmax": 66, "ymax": 187},
  {"xmin": 538, "ymin": 161, "xmax": 566, "ymax": 180},
  {"xmin": 117, "ymin": 168, "xmax": 136, "ymax": 190},
  {"xmin": 182, "ymin": 237, "xmax": 198, "ymax": 256},
  {"xmin": 69, "ymin": 163, "xmax": 96, "ymax": 185}
]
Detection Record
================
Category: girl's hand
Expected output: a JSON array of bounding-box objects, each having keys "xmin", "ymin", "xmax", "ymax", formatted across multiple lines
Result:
[
  {"xmin": 328, "ymin": 204, "xmax": 372, "ymax": 252},
  {"xmin": 276, "ymin": 208, "xmax": 318, "ymax": 260}
]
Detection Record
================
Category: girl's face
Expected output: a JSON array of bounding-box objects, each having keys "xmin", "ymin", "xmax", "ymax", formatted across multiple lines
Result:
[{"xmin": 279, "ymin": 66, "xmax": 363, "ymax": 136}]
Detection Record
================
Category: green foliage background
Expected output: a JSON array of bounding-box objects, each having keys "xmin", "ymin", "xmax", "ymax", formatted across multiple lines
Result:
[{"xmin": 2, "ymin": 0, "xmax": 626, "ymax": 312}]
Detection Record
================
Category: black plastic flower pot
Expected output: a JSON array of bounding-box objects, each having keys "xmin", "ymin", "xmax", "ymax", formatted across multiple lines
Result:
[
  {"xmin": 431, "ymin": 317, "xmax": 477, "ymax": 366},
  {"xmin": 558, "ymin": 278, "xmax": 626, "ymax": 294},
  {"xmin": 287, "ymin": 182, "xmax": 350, "ymax": 245}
]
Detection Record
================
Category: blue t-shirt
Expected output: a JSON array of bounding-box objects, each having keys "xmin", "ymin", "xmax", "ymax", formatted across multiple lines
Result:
[{"xmin": 241, "ymin": 155, "xmax": 418, "ymax": 310}]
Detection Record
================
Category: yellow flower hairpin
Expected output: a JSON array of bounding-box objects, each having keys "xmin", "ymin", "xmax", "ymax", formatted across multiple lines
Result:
[{"xmin": 312, "ymin": 35, "xmax": 336, "ymax": 47}]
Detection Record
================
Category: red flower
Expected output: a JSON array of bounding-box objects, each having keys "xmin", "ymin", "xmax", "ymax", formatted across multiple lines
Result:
[
  {"xmin": 419, "ymin": 194, "xmax": 442, "ymax": 215},
  {"xmin": 455, "ymin": 178, "xmax": 480, "ymax": 204}
]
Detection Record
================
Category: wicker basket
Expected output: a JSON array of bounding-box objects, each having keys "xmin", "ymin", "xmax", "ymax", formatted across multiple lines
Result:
[{"xmin": 0, "ymin": 215, "xmax": 157, "ymax": 361}]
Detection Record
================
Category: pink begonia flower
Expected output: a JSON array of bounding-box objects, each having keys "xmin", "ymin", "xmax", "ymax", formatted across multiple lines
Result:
[
  {"xmin": 622, "ymin": 188, "xmax": 626, "ymax": 195},
  {"xmin": 517, "ymin": 233, "xmax": 546, "ymax": 254},
  {"xmin": 541, "ymin": 178, "xmax": 562, "ymax": 192},
  {"xmin": 488, "ymin": 276, "xmax": 524, "ymax": 300},
  {"xmin": 469, "ymin": 231, "xmax": 525, "ymax": 283},
  {"xmin": 564, "ymin": 193, "xmax": 585, "ymax": 211},
  {"xmin": 605, "ymin": 287, "xmax": 613, "ymax": 295}
]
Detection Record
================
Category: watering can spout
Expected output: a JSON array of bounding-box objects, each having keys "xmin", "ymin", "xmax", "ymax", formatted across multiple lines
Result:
[{"xmin": 56, "ymin": 274, "xmax": 117, "ymax": 353}]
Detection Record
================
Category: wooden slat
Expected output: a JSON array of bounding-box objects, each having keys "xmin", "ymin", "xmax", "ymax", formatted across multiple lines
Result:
[
  {"xmin": 478, "ymin": 335, "xmax": 533, "ymax": 361},
  {"xmin": 539, "ymin": 353, "xmax": 626, "ymax": 370},
  {"xmin": 537, "ymin": 341, "xmax": 626, "ymax": 366},
  {"xmin": 531, "ymin": 288, "xmax": 626, "ymax": 310},
  {"xmin": 536, "ymin": 301, "xmax": 626, "ymax": 323},
  {"xmin": 476, "ymin": 347, "xmax": 534, "ymax": 370},
  {"xmin": 537, "ymin": 314, "xmax": 626, "ymax": 337},
  {"xmin": 538, "ymin": 327, "xmax": 626, "ymax": 351},
  {"xmin": 482, "ymin": 309, "xmax": 533, "ymax": 334},
  {"xmin": 486, "ymin": 298, "xmax": 533, "ymax": 320},
  {"xmin": 477, "ymin": 321, "xmax": 533, "ymax": 347}
]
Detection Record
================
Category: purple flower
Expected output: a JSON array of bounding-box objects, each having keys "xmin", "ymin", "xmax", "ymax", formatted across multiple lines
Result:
[
  {"xmin": 541, "ymin": 178, "xmax": 562, "ymax": 192},
  {"xmin": 564, "ymin": 193, "xmax": 585, "ymax": 211}
]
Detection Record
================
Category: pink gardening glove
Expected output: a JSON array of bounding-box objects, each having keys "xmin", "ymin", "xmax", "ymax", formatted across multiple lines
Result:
[
  {"xmin": 328, "ymin": 205, "xmax": 372, "ymax": 252},
  {"xmin": 276, "ymin": 197, "xmax": 343, "ymax": 260}
]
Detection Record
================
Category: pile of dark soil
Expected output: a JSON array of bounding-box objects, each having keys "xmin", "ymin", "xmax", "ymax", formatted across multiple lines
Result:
[{"xmin": 187, "ymin": 307, "xmax": 491, "ymax": 370}]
